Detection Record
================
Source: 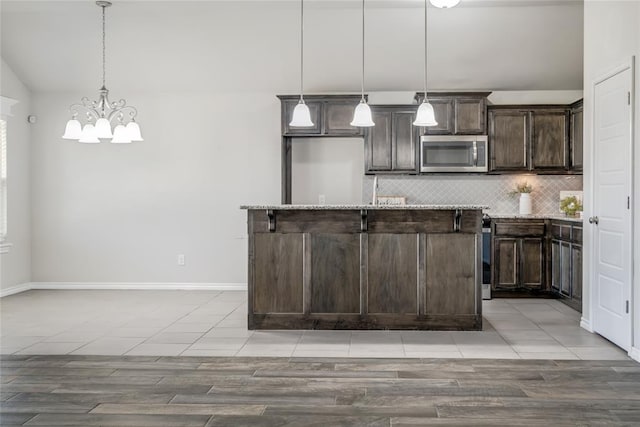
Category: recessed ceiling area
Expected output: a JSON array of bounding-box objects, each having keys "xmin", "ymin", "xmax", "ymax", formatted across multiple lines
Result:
[{"xmin": 1, "ymin": 0, "xmax": 583, "ymax": 93}]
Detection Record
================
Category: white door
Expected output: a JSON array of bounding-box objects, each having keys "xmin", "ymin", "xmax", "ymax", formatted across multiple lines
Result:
[{"xmin": 592, "ymin": 64, "xmax": 633, "ymax": 351}]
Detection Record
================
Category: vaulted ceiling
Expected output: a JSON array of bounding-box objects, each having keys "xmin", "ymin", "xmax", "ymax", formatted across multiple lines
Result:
[{"xmin": 1, "ymin": 0, "xmax": 583, "ymax": 94}]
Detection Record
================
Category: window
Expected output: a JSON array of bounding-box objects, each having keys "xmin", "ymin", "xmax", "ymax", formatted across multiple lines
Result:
[{"xmin": 0, "ymin": 119, "xmax": 6, "ymax": 242}]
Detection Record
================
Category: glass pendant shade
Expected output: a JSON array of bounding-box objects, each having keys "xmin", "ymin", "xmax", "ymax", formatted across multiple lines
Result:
[
  {"xmin": 111, "ymin": 124, "xmax": 132, "ymax": 143},
  {"xmin": 125, "ymin": 121, "xmax": 144, "ymax": 141},
  {"xmin": 94, "ymin": 117, "xmax": 113, "ymax": 138},
  {"xmin": 78, "ymin": 124, "xmax": 100, "ymax": 143},
  {"xmin": 430, "ymin": 0, "xmax": 460, "ymax": 8},
  {"xmin": 62, "ymin": 119, "xmax": 82, "ymax": 139},
  {"xmin": 289, "ymin": 101, "xmax": 314, "ymax": 127},
  {"xmin": 413, "ymin": 101, "xmax": 438, "ymax": 126},
  {"xmin": 350, "ymin": 100, "xmax": 375, "ymax": 127}
]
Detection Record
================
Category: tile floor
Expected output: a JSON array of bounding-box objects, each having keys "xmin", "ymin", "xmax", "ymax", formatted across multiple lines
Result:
[{"xmin": 0, "ymin": 290, "xmax": 630, "ymax": 360}]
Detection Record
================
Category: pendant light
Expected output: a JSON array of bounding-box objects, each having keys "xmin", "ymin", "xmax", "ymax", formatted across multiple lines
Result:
[
  {"xmin": 413, "ymin": 0, "xmax": 438, "ymax": 127},
  {"xmin": 62, "ymin": 1, "xmax": 143, "ymax": 143},
  {"xmin": 430, "ymin": 0, "xmax": 461, "ymax": 8},
  {"xmin": 289, "ymin": 0, "xmax": 314, "ymax": 127},
  {"xmin": 351, "ymin": 0, "xmax": 374, "ymax": 127}
]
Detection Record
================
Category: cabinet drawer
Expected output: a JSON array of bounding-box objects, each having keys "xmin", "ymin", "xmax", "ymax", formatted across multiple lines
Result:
[
  {"xmin": 550, "ymin": 223, "xmax": 572, "ymax": 240},
  {"xmin": 494, "ymin": 222, "xmax": 545, "ymax": 237},
  {"xmin": 571, "ymin": 226, "xmax": 582, "ymax": 244}
]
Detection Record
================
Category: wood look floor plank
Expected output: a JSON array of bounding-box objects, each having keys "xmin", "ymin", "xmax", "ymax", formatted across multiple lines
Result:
[{"xmin": 0, "ymin": 355, "xmax": 638, "ymax": 426}]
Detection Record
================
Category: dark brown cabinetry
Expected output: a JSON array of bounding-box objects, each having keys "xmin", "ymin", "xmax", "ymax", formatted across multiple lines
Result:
[
  {"xmin": 492, "ymin": 219, "xmax": 545, "ymax": 292},
  {"xmin": 365, "ymin": 106, "xmax": 419, "ymax": 174},
  {"xmin": 550, "ymin": 220, "xmax": 582, "ymax": 311},
  {"xmin": 415, "ymin": 92, "xmax": 489, "ymax": 135},
  {"xmin": 488, "ymin": 106, "xmax": 570, "ymax": 173},
  {"xmin": 278, "ymin": 95, "xmax": 364, "ymax": 137},
  {"xmin": 570, "ymin": 99, "xmax": 583, "ymax": 171}
]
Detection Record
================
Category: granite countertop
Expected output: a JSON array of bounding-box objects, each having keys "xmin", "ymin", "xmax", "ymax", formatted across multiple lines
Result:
[
  {"xmin": 241, "ymin": 204, "xmax": 488, "ymax": 210},
  {"xmin": 487, "ymin": 212, "xmax": 584, "ymax": 223}
]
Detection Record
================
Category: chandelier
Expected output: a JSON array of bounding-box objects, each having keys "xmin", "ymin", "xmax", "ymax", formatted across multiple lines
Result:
[{"xmin": 62, "ymin": 1, "xmax": 143, "ymax": 144}]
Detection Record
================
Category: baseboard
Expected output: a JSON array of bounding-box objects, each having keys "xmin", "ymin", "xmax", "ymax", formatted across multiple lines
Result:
[
  {"xmin": 1, "ymin": 282, "xmax": 247, "ymax": 296},
  {"xmin": 0, "ymin": 282, "xmax": 33, "ymax": 297},
  {"xmin": 580, "ymin": 317, "xmax": 593, "ymax": 332},
  {"xmin": 630, "ymin": 347, "xmax": 640, "ymax": 363}
]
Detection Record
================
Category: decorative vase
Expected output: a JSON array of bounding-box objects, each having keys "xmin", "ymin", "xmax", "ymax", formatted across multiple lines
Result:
[{"xmin": 519, "ymin": 193, "xmax": 532, "ymax": 215}]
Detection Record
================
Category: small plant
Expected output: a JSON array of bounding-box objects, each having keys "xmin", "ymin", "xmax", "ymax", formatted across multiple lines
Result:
[
  {"xmin": 510, "ymin": 181, "xmax": 533, "ymax": 195},
  {"xmin": 560, "ymin": 196, "xmax": 583, "ymax": 216}
]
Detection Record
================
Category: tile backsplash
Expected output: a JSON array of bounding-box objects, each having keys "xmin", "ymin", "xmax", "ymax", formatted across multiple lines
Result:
[{"xmin": 363, "ymin": 175, "xmax": 583, "ymax": 215}]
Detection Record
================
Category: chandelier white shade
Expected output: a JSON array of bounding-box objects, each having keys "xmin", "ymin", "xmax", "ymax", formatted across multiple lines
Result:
[
  {"xmin": 62, "ymin": 1, "xmax": 143, "ymax": 144},
  {"xmin": 289, "ymin": 0, "xmax": 314, "ymax": 128},
  {"xmin": 414, "ymin": 0, "xmax": 438, "ymax": 127},
  {"xmin": 351, "ymin": 0, "xmax": 374, "ymax": 127},
  {"xmin": 430, "ymin": 0, "xmax": 461, "ymax": 8}
]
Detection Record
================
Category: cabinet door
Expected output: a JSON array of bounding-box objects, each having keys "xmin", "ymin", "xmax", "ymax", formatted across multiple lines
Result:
[
  {"xmin": 531, "ymin": 110, "xmax": 569, "ymax": 170},
  {"xmin": 571, "ymin": 106, "xmax": 583, "ymax": 171},
  {"xmin": 253, "ymin": 233, "xmax": 304, "ymax": 314},
  {"xmin": 282, "ymin": 100, "xmax": 322, "ymax": 135},
  {"xmin": 571, "ymin": 244, "xmax": 582, "ymax": 304},
  {"xmin": 365, "ymin": 110, "xmax": 392, "ymax": 172},
  {"xmin": 392, "ymin": 111, "xmax": 419, "ymax": 172},
  {"xmin": 488, "ymin": 110, "xmax": 528, "ymax": 171},
  {"xmin": 560, "ymin": 241, "xmax": 571, "ymax": 296},
  {"xmin": 551, "ymin": 239, "xmax": 561, "ymax": 292},
  {"xmin": 423, "ymin": 97, "xmax": 454, "ymax": 135},
  {"xmin": 521, "ymin": 238, "xmax": 544, "ymax": 290},
  {"xmin": 494, "ymin": 237, "xmax": 519, "ymax": 290},
  {"xmin": 324, "ymin": 101, "xmax": 362, "ymax": 136},
  {"xmin": 455, "ymin": 98, "xmax": 486, "ymax": 134}
]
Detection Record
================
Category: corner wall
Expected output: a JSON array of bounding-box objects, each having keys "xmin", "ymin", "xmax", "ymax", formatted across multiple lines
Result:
[
  {"xmin": 583, "ymin": 0, "xmax": 640, "ymax": 360},
  {"xmin": 0, "ymin": 58, "xmax": 32, "ymax": 295}
]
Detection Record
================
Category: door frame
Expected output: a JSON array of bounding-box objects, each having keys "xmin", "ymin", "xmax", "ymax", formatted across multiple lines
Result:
[{"xmin": 588, "ymin": 56, "xmax": 635, "ymax": 353}]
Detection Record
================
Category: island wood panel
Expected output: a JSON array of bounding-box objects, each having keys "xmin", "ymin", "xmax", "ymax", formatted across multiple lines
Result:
[
  {"xmin": 249, "ymin": 210, "xmax": 360, "ymax": 234},
  {"xmin": 521, "ymin": 238, "xmax": 544, "ymax": 290},
  {"xmin": 494, "ymin": 237, "xmax": 518, "ymax": 289},
  {"xmin": 367, "ymin": 233, "xmax": 418, "ymax": 314},
  {"xmin": 425, "ymin": 234, "xmax": 477, "ymax": 315},
  {"xmin": 310, "ymin": 233, "xmax": 361, "ymax": 314},
  {"xmin": 253, "ymin": 233, "xmax": 303, "ymax": 314},
  {"xmin": 367, "ymin": 210, "xmax": 480, "ymax": 234}
]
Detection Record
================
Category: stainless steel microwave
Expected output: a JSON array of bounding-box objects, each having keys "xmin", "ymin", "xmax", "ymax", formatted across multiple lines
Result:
[{"xmin": 420, "ymin": 135, "xmax": 488, "ymax": 173}]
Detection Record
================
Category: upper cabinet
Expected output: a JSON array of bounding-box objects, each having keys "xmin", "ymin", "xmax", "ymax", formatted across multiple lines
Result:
[
  {"xmin": 365, "ymin": 106, "xmax": 419, "ymax": 174},
  {"xmin": 415, "ymin": 92, "xmax": 489, "ymax": 135},
  {"xmin": 570, "ymin": 99, "xmax": 583, "ymax": 172},
  {"xmin": 277, "ymin": 95, "xmax": 364, "ymax": 137},
  {"xmin": 488, "ymin": 106, "xmax": 571, "ymax": 174}
]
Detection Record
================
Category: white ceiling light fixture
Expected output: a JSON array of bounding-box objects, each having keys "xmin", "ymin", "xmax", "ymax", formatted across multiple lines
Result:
[
  {"xmin": 62, "ymin": 1, "xmax": 143, "ymax": 144},
  {"xmin": 430, "ymin": 0, "xmax": 461, "ymax": 8},
  {"xmin": 289, "ymin": 0, "xmax": 314, "ymax": 127},
  {"xmin": 414, "ymin": 0, "xmax": 438, "ymax": 127},
  {"xmin": 351, "ymin": 0, "xmax": 374, "ymax": 127}
]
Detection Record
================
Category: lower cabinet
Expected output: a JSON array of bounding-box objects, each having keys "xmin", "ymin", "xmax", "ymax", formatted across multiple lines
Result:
[
  {"xmin": 492, "ymin": 220, "xmax": 545, "ymax": 292},
  {"xmin": 550, "ymin": 220, "xmax": 582, "ymax": 311}
]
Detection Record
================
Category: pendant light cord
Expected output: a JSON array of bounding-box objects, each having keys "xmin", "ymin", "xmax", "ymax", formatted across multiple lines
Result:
[
  {"xmin": 299, "ymin": 0, "xmax": 304, "ymax": 102},
  {"xmin": 102, "ymin": 4, "xmax": 107, "ymax": 89},
  {"xmin": 423, "ymin": 0, "xmax": 428, "ymax": 102},
  {"xmin": 360, "ymin": 0, "xmax": 365, "ymax": 102}
]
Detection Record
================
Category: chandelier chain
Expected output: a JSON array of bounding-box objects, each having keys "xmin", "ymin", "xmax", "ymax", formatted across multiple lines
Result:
[
  {"xmin": 423, "ymin": 0, "xmax": 428, "ymax": 102},
  {"xmin": 360, "ymin": 0, "xmax": 365, "ymax": 102},
  {"xmin": 102, "ymin": 3, "xmax": 106, "ymax": 88},
  {"xmin": 299, "ymin": 0, "xmax": 304, "ymax": 101}
]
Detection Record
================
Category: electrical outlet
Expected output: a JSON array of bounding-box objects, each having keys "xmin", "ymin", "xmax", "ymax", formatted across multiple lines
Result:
[
  {"xmin": 318, "ymin": 194, "xmax": 326, "ymax": 204},
  {"xmin": 177, "ymin": 254, "xmax": 185, "ymax": 266}
]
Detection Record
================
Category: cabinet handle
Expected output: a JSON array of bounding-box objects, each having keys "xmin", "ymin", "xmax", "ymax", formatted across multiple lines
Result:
[
  {"xmin": 267, "ymin": 209, "xmax": 276, "ymax": 232},
  {"xmin": 472, "ymin": 140, "xmax": 478, "ymax": 166},
  {"xmin": 453, "ymin": 209, "xmax": 462, "ymax": 232}
]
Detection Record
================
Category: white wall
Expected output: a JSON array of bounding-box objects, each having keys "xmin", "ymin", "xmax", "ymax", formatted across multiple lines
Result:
[
  {"xmin": 583, "ymin": 0, "xmax": 640, "ymax": 358},
  {"xmin": 292, "ymin": 137, "xmax": 364, "ymax": 205},
  {"xmin": 30, "ymin": 91, "xmax": 280, "ymax": 284},
  {"xmin": 0, "ymin": 59, "xmax": 31, "ymax": 293}
]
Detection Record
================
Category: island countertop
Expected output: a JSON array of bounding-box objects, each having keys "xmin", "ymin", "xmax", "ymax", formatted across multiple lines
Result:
[{"xmin": 241, "ymin": 204, "xmax": 488, "ymax": 210}]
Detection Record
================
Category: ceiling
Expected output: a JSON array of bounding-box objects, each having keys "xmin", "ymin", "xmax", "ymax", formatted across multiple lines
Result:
[{"xmin": 0, "ymin": 0, "xmax": 584, "ymax": 94}]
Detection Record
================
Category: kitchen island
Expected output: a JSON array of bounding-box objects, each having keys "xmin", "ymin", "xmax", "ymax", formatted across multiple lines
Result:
[{"xmin": 241, "ymin": 205, "xmax": 485, "ymax": 330}]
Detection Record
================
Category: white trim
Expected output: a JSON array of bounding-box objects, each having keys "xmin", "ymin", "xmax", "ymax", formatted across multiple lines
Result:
[
  {"xmin": 630, "ymin": 346, "xmax": 640, "ymax": 363},
  {"xmin": 0, "ymin": 242, "xmax": 12, "ymax": 254},
  {"xmin": 0, "ymin": 282, "xmax": 32, "ymax": 297},
  {"xmin": 0, "ymin": 96, "xmax": 18, "ymax": 119},
  {"xmin": 0, "ymin": 282, "xmax": 247, "ymax": 297},
  {"xmin": 580, "ymin": 317, "xmax": 593, "ymax": 332}
]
